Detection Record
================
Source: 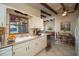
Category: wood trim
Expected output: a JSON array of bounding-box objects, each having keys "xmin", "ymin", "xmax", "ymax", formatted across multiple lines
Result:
[
  {"xmin": 41, "ymin": 10, "xmax": 51, "ymax": 16},
  {"xmin": 14, "ymin": 10, "xmax": 28, "ymax": 16},
  {"xmin": 74, "ymin": 3, "xmax": 79, "ymax": 10},
  {"xmin": 61, "ymin": 3, "xmax": 65, "ymax": 11},
  {"xmin": 40, "ymin": 3, "xmax": 58, "ymax": 15},
  {"xmin": 41, "ymin": 15, "xmax": 46, "ymax": 18},
  {"xmin": 9, "ymin": 14, "xmax": 28, "ymax": 20},
  {"xmin": 9, "ymin": 14, "xmax": 29, "ymax": 35}
]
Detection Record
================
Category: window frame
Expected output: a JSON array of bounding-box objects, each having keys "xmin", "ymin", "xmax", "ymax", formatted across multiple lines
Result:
[{"xmin": 9, "ymin": 14, "xmax": 29, "ymax": 34}]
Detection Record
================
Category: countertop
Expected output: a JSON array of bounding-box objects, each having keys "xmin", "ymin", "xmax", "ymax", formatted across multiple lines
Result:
[{"xmin": 0, "ymin": 34, "xmax": 46, "ymax": 49}]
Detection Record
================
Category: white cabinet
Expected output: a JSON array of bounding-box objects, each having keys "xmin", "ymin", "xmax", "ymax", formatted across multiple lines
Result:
[
  {"xmin": 41, "ymin": 36, "xmax": 47, "ymax": 48},
  {"xmin": 26, "ymin": 40, "xmax": 37, "ymax": 56},
  {"xmin": 13, "ymin": 42, "xmax": 27, "ymax": 56},
  {"xmin": 37, "ymin": 36, "xmax": 47, "ymax": 51},
  {"xmin": 0, "ymin": 4, "xmax": 6, "ymax": 27},
  {"xmin": 13, "ymin": 35, "xmax": 47, "ymax": 56},
  {"xmin": 34, "ymin": 38, "xmax": 41, "ymax": 55}
]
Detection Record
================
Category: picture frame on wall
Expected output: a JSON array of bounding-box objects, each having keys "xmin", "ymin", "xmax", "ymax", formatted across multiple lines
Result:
[{"xmin": 61, "ymin": 22, "xmax": 71, "ymax": 31}]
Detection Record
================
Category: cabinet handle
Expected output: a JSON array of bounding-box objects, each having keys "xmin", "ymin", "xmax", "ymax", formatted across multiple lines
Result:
[{"xmin": 26, "ymin": 46, "xmax": 29, "ymax": 51}]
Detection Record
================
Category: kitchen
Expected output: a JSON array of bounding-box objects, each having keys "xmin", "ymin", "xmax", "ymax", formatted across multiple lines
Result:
[
  {"xmin": 0, "ymin": 3, "xmax": 79, "ymax": 56},
  {"xmin": 0, "ymin": 3, "xmax": 47, "ymax": 56}
]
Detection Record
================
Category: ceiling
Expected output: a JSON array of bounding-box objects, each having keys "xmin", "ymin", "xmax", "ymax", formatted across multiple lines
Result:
[{"xmin": 27, "ymin": 3, "xmax": 79, "ymax": 17}]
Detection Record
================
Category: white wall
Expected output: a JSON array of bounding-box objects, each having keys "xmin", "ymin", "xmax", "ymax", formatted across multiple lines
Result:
[
  {"xmin": 43, "ymin": 12, "xmax": 79, "ymax": 35},
  {"xmin": 54, "ymin": 11, "xmax": 79, "ymax": 35},
  {"xmin": 3, "ymin": 3, "xmax": 40, "ymax": 17},
  {"xmin": 43, "ymin": 16, "xmax": 55, "ymax": 31}
]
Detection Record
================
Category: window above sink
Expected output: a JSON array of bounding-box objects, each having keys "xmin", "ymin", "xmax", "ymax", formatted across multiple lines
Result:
[{"xmin": 9, "ymin": 14, "xmax": 28, "ymax": 34}]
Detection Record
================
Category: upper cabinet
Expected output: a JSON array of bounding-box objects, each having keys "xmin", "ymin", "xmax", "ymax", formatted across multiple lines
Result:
[
  {"xmin": 29, "ymin": 16, "xmax": 44, "ymax": 29},
  {"xmin": 0, "ymin": 4, "xmax": 7, "ymax": 27}
]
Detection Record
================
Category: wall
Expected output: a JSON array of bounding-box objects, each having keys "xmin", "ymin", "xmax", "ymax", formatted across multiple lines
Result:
[
  {"xmin": 43, "ymin": 16, "xmax": 55, "ymax": 31},
  {"xmin": 54, "ymin": 11, "xmax": 79, "ymax": 35},
  {"xmin": 3, "ymin": 3, "xmax": 43, "ymax": 29},
  {"xmin": 3, "ymin": 3, "xmax": 40, "ymax": 17}
]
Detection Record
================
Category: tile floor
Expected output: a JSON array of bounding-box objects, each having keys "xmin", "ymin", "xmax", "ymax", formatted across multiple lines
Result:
[{"xmin": 37, "ymin": 37, "xmax": 75, "ymax": 56}]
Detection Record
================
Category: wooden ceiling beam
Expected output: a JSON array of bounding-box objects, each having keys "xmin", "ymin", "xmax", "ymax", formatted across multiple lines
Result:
[
  {"xmin": 41, "ymin": 10, "xmax": 51, "ymax": 16},
  {"xmin": 40, "ymin": 3, "xmax": 58, "ymax": 15},
  {"xmin": 61, "ymin": 3, "xmax": 65, "ymax": 11},
  {"xmin": 74, "ymin": 3, "xmax": 79, "ymax": 10},
  {"xmin": 41, "ymin": 15, "xmax": 46, "ymax": 18}
]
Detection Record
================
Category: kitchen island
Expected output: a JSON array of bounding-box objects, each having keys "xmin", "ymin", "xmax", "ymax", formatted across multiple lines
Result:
[{"xmin": 0, "ymin": 34, "xmax": 47, "ymax": 56}]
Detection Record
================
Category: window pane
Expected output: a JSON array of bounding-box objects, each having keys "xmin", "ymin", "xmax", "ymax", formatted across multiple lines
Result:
[
  {"xmin": 22, "ymin": 24, "xmax": 26, "ymax": 33},
  {"xmin": 9, "ymin": 14, "xmax": 28, "ymax": 34},
  {"xmin": 10, "ymin": 25, "xmax": 18, "ymax": 34}
]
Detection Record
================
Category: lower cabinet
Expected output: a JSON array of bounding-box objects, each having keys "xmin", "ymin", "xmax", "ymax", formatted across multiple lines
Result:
[
  {"xmin": 13, "ymin": 42, "xmax": 27, "ymax": 56},
  {"xmin": 13, "ymin": 35, "xmax": 47, "ymax": 56}
]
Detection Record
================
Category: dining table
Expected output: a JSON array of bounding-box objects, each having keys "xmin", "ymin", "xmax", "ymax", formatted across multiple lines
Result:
[{"xmin": 57, "ymin": 32, "xmax": 75, "ymax": 45}]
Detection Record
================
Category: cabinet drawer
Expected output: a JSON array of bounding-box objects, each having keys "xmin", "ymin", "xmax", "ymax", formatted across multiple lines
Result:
[{"xmin": 13, "ymin": 42, "xmax": 26, "ymax": 49}]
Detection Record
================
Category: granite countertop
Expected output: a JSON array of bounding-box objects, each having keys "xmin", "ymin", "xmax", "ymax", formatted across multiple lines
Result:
[{"xmin": 0, "ymin": 34, "xmax": 46, "ymax": 49}]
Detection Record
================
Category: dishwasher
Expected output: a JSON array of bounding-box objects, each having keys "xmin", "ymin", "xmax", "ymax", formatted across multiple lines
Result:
[{"xmin": 0, "ymin": 46, "xmax": 13, "ymax": 56}]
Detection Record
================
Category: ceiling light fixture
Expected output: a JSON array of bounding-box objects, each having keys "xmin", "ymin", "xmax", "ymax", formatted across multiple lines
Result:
[{"xmin": 62, "ymin": 11, "xmax": 67, "ymax": 16}]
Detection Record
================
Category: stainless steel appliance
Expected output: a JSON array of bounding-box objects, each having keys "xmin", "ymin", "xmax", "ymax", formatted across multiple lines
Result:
[{"xmin": 0, "ymin": 46, "xmax": 12, "ymax": 56}]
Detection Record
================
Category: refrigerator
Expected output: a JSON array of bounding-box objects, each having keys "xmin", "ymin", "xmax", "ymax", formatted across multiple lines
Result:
[{"xmin": 75, "ymin": 17, "xmax": 79, "ymax": 56}]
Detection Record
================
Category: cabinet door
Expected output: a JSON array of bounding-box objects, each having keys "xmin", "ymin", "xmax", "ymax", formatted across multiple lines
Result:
[
  {"xmin": 13, "ymin": 47, "xmax": 27, "ymax": 56},
  {"xmin": 0, "ymin": 5, "xmax": 6, "ymax": 27},
  {"xmin": 25, "ymin": 41, "xmax": 32, "ymax": 56},
  {"xmin": 33, "ymin": 38, "xmax": 40, "ymax": 55},
  {"xmin": 41, "ymin": 36, "xmax": 47, "ymax": 48},
  {"xmin": 37, "ymin": 36, "xmax": 47, "ymax": 51},
  {"xmin": 26, "ymin": 39, "xmax": 42, "ymax": 56},
  {"xmin": 26, "ymin": 40, "xmax": 38, "ymax": 56},
  {"xmin": 37, "ymin": 38, "xmax": 43, "ymax": 51},
  {"xmin": 13, "ymin": 42, "xmax": 27, "ymax": 56}
]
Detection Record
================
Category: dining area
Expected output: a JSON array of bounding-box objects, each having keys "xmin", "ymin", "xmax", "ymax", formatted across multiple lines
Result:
[{"xmin": 56, "ymin": 32, "xmax": 75, "ymax": 46}]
